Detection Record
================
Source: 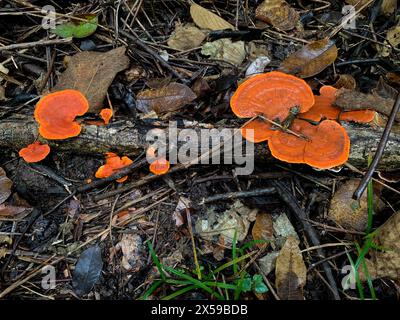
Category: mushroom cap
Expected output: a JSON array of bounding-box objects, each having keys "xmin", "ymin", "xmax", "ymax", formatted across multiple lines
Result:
[
  {"xmin": 300, "ymin": 86, "xmax": 375, "ymax": 123},
  {"xmin": 231, "ymin": 71, "xmax": 315, "ymax": 121},
  {"xmin": 149, "ymin": 158, "xmax": 170, "ymax": 175},
  {"xmin": 95, "ymin": 153, "xmax": 133, "ymax": 183},
  {"xmin": 34, "ymin": 89, "xmax": 89, "ymax": 140},
  {"xmin": 100, "ymin": 108, "xmax": 113, "ymax": 125},
  {"xmin": 268, "ymin": 119, "xmax": 350, "ymax": 169},
  {"xmin": 19, "ymin": 142, "xmax": 50, "ymax": 163},
  {"xmin": 268, "ymin": 120, "xmax": 314, "ymax": 164},
  {"xmin": 240, "ymin": 119, "xmax": 276, "ymax": 143}
]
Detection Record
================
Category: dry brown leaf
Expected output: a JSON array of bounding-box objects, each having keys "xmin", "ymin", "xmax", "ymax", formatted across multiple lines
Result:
[
  {"xmin": 167, "ymin": 23, "xmax": 207, "ymax": 51},
  {"xmin": 275, "ymin": 235, "xmax": 307, "ymax": 300},
  {"xmin": 190, "ymin": 3, "xmax": 234, "ymax": 31},
  {"xmin": 333, "ymin": 74, "xmax": 357, "ymax": 90},
  {"xmin": 252, "ymin": 212, "xmax": 273, "ymax": 249},
  {"xmin": 328, "ymin": 179, "xmax": 382, "ymax": 232},
  {"xmin": 380, "ymin": 0, "xmax": 397, "ymax": 15},
  {"xmin": 52, "ymin": 47, "xmax": 130, "ymax": 112},
  {"xmin": 136, "ymin": 82, "xmax": 197, "ymax": 114},
  {"xmin": 362, "ymin": 211, "xmax": 400, "ymax": 281},
  {"xmin": 0, "ymin": 167, "xmax": 12, "ymax": 205},
  {"xmin": 279, "ymin": 38, "xmax": 338, "ymax": 78},
  {"xmin": 0, "ymin": 204, "xmax": 29, "ymax": 217},
  {"xmin": 255, "ymin": 0, "xmax": 300, "ymax": 31}
]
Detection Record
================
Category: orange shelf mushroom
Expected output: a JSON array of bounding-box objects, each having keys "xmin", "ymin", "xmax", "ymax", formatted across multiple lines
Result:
[
  {"xmin": 34, "ymin": 89, "xmax": 89, "ymax": 140},
  {"xmin": 19, "ymin": 142, "xmax": 51, "ymax": 163},
  {"xmin": 299, "ymin": 86, "xmax": 376, "ymax": 123},
  {"xmin": 149, "ymin": 158, "xmax": 170, "ymax": 175},
  {"xmin": 268, "ymin": 119, "xmax": 350, "ymax": 169},
  {"xmin": 231, "ymin": 71, "xmax": 315, "ymax": 142},
  {"xmin": 100, "ymin": 108, "xmax": 113, "ymax": 125},
  {"xmin": 146, "ymin": 146, "xmax": 170, "ymax": 175},
  {"xmin": 95, "ymin": 152, "xmax": 133, "ymax": 183}
]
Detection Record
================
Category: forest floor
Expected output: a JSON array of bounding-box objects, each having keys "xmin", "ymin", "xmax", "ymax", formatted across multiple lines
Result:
[{"xmin": 0, "ymin": 0, "xmax": 399, "ymax": 300}]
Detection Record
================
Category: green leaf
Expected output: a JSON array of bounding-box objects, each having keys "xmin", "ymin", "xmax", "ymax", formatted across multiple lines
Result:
[
  {"xmin": 253, "ymin": 274, "xmax": 268, "ymax": 294},
  {"xmin": 53, "ymin": 14, "xmax": 98, "ymax": 39},
  {"xmin": 241, "ymin": 275, "xmax": 252, "ymax": 292}
]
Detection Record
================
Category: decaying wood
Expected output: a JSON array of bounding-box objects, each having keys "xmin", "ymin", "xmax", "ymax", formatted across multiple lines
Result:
[
  {"xmin": 335, "ymin": 88, "xmax": 398, "ymax": 121},
  {"xmin": 1, "ymin": 116, "xmax": 400, "ymax": 170}
]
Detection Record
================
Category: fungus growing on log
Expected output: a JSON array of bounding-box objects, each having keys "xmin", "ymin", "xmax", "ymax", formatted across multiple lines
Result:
[
  {"xmin": 300, "ymin": 86, "xmax": 376, "ymax": 123},
  {"xmin": 34, "ymin": 89, "xmax": 89, "ymax": 140},
  {"xmin": 268, "ymin": 119, "xmax": 350, "ymax": 169},
  {"xmin": 100, "ymin": 108, "xmax": 113, "ymax": 125},
  {"xmin": 146, "ymin": 146, "xmax": 170, "ymax": 175},
  {"xmin": 19, "ymin": 142, "xmax": 50, "ymax": 163},
  {"xmin": 95, "ymin": 152, "xmax": 133, "ymax": 183},
  {"xmin": 230, "ymin": 71, "xmax": 315, "ymax": 142},
  {"xmin": 149, "ymin": 158, "xmax": 170, "ymax": 175},
  {"xmin": 230, "ymin": 73, "xmax": 352, "ymax": 169}
]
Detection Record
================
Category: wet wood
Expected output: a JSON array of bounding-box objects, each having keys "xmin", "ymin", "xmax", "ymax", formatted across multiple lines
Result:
[{"xmin": 1, "ymin": 115, "xmax": 400, "ymax": 170}]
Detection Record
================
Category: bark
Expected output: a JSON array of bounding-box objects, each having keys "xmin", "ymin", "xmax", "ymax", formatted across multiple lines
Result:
[{"xmin": 1, "ymin": 116, "xmax": 400, "ymax": 170}]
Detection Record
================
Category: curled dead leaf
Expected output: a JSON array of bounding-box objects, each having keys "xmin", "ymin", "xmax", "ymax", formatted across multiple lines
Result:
[
  {"xmin": 167, "ymin": 23, "xmax": 207, "ymax": 51},
  {"xmin": 136, "ymin": 82, "xmax": 197, "ymax": 114},
  {"xmin": 328, "ymin": 179, "xmax": 382, "ymax": 231},
  {"xmin": 333, "ymin": 74, "xmax": 357, "ymax": 90},
  {"xmin": 279, "ymin": 38, "xmax": 338, "ymax": 78},
  {"xmin": 255, "ymin": 0, "xmax": 300, "ymax": 31}
]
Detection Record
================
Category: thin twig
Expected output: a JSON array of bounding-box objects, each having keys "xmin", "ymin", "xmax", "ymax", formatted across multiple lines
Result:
[
  {"xmin": 0, "ymin": 38, "xmax": 72, "ymax": 52},
  {"xmin": 353, "ymin": 93, "xmax": 400, "ymax": 200}
]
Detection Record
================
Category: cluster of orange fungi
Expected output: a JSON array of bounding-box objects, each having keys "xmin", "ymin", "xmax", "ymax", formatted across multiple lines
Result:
[
  {"xmin": 230, "ymin": 71, "xmax": 375, "ymax": 169},
  {"xmin": 18, "ymin": 89, "xmax": 163, "ymax": 181},
  {"xmin": 95, "ymin": 152, "xmax": 133, "ymax": 183}
]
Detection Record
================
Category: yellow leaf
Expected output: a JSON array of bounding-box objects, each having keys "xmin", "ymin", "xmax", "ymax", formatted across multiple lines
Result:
[{"xmin": 190, "ymin": 3, "xmax": 234, "ymax": 31}]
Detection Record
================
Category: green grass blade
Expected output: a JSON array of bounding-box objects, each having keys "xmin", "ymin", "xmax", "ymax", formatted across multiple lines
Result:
[
  {"xmin": 346, "ymin": 250, "xmax": 364, "ymax": 299},
  {"xmin": 146, "ymin": 240, "xmax": 166, "ymax": 281},
  {"xmin": 212, "ymin": 251, "xmax": 253, "ymax": 275},
  {"xmin": 142, "ymin": 279, "xmax": 163, "ymax": 300},
  {"xmin": 366, "ymin": 155, "xmax": 374, "ymax": 234},
  {"xmin": 163, "ymin": 285, "xmax": 197, "ymax": 300},
  {"xmin": 232, "ymin": 229, "xmax": 238, "ymax": 274},
  {"xmin": 163, "ymin": 265, "xmax": 225, "ymax": 300}
]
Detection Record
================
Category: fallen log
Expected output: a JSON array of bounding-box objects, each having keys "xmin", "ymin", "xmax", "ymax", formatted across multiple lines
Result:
[{"xmin": 1, "ymin": 115, "xmax": 400, "ymax": 170}]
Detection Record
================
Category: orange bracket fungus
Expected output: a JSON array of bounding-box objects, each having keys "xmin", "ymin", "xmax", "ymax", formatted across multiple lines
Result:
[
  {"xmin": 146, "ymin": 146, "xmax": 170, "ymax": 175},
  {"xmin": 19, "ymin": 142, "xmax": 51, "ymax": 163},
  {"xmin": 300, "ymin": 86, "xmax": 376, "ymax": 123},
  {"xmin": 268, "ymin": 119, "xmax": 350, "ymax": 169},
  {"xmin": 100, "ymin": 108, "xmax": 113, "ymax": 125},
  {"xmin": 230, "ymin": 72, "xmax": 352, "ymax": 169},
  {"xmin": 95, "ymin": 152, "xmax": 133, "ymax": 183},
  {"xmin": 231, "ymin": 71, "xmax": 315, "ymax": 142},
  {"xmin": 34, "ymin": 89, "xmax": 89, "ymax": 139},
  {"xmin": 149, "ymin": 158, "xmax": 170, "ymax": 175}
]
